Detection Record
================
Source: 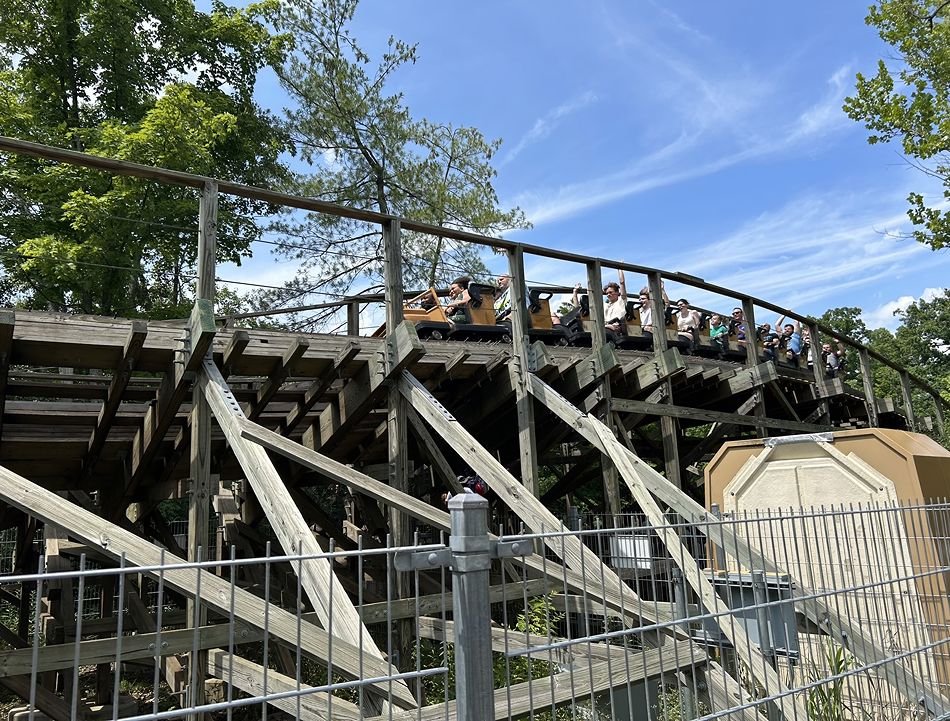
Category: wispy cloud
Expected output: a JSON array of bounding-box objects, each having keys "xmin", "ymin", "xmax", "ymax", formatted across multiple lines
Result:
[
  {"xmin": 501, "ymin": 91, "xmax": 598, "ymax": 165},
  {"xmin": 653, "ymin": 187, "xmax": 950, "ymax": 318},
  {"xmin": 514, "ymin": 64, "xmax": 852, "ymax": 226},
  {"xmin": 786, "ymin": 64, "xmax": 852, "ymax": 144}
]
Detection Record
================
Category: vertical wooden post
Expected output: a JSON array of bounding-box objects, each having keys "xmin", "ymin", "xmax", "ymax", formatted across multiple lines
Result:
[
  {"xmin": 900, "ymin": 371, "xmax": 917, "ymax": 431},
  {"xmin": 382, "ymin": 218, "xmax": 412, "ymax": 669},
  {"xmin": 586, "ymin": 263, "xmax": 620, "ymax": 514},
  {"xmin": 858, "ymin": 348, "xmax": 879, "ymax": 428},
  {"xmin": 740, "ymin": 298, "xmax": 769, "ymax": 439},
  {"xmin": 188, "ymin": 180, "xmax": 216, "ymax": 718},
  {"xmin": 585, "ymin": 262, "xmax": 607, "ymax": 348},
  {"xmin": 807, "ymin": 322, "xmax": 830, "ymax": 425},
  {"xmin": 507, "ymin": 246, "xmax": 539, "ymax": 496},
  {"xmin": 647, "ymin": 273, "xmax": 668, "ymax": 354},
  {"xmin": 347, "ymin": 301, "xmax": 361, "ymax": 336},
  {"xmin": 649, "ymin": 272, "xmax": 682, "ymax": 487},
  {"xmin": 932, "ymin": 394, "xmax": 945, "ymax": 437}
]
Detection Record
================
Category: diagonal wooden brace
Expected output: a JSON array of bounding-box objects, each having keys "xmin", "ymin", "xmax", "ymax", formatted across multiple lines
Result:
[{"xmin": 199, "ymin": 356, "xmax": 413, "ymax": 712}]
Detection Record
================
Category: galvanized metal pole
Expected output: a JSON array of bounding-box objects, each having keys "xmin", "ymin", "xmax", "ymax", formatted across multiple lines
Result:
[
  {"xmin": 752, "ymin": 570, "xmax": 778, "ymax": 721},
  {"xmin": 672, "ymin": 568, "xmax": 697, "ymax": 720},
  {"xmin": 449, "ymin": 493, "xmax": 494, "ymax": 721}
]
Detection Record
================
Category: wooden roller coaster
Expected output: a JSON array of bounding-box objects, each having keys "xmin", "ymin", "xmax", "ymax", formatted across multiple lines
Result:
[{"xmin": 0, "ymin": 135, "xmax": 947, "ymax": 719}]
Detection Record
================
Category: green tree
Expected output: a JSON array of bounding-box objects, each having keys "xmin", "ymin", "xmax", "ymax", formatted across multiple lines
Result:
[
  {"xmin": 821, "ymin": 295, "xmax": 950, "ymax": 443},
  {"xmin": 816, "ymin": 306, "xmax": 869, "ymax": 345},
  {"xmin": 0, "ymin": 0, "xmax": 290, "ymax": 317},
  {"xmin": 845, "ymin": 0, "xmax": 950, "ymax": 250},
  {"xmin": 258, "ymin": 0, "xmax": 529, "ymax": 326}
]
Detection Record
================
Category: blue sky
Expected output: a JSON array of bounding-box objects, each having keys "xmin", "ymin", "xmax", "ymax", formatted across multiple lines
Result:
[{"xmin": 220, "ymin": 1, "xmax": 950, "ymax": 331}]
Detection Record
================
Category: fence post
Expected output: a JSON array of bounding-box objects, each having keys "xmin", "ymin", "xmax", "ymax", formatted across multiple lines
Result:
[
  {"xmin": 449, "ymin": 493, "xmax": 494, "ymax": 721},
  {"xmin": 672, "ymin": 568, "xmax": 697, "ymax": 720},
  {"xmin": 752, "ymin": 570, "xmax": 778, "ymax": 721},
  {"xmin": 566, "ymin": 504, "xmax": 581, "ymax": 532}
]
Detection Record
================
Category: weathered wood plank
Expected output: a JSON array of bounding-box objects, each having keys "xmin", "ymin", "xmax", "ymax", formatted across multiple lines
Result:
[
  {"xmin": 81, "ymin": 320, "xmax": 147, "ymax": 480},
  {"xmin": 610, "ymin": 398, "xmax": 830, "ymax": 433},
  {"xmin": 284, "ymin": 340, "xmax": 360, "ymax": 434},
  {"xmin": 128, "ymin": 301, "xmax": 216, "ymax": 490},
  {"xmin": 207, "ymin": 650, "xmax": 361, "ymax": 721},
  {"xmin": 247, "ymin": 337, "xmax": 309, "ymax": 422},
  {"xmin": 0, "ymin": 310, "xmax": 14, "ymax": 445}
]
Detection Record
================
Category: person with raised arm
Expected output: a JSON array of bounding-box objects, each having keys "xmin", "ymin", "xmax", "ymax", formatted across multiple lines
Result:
[
  {"xmin": 572, "ymin": 267, "xmax": 628, "ymax": 332},
  {"xmin": 776, "ymin": 313, "xmax": 802, "ymax": 367}
]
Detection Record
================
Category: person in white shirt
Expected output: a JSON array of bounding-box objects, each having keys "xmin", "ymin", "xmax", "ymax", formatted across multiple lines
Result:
[
  {"xmin": 675, "ymin": 298, "xmax": 701, "ymax": 351},
  {"xmin": 494, "ymin": 274, "xmax": 511, "ymax": 321},
  {"xmin": 637, "ymin": 283, "xmax": 670, "ymax": 339},
  {"xmin": 572, "ymin": 268, "xmax": 627, "ymax": 332}
]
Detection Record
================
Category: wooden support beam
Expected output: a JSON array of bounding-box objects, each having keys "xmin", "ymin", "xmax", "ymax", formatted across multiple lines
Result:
[
  {"xmin": 284, "ymin": 340, "xmax": 360, "ymax": 434},
  {"xmin": 398, "ymin": 370, "xmax": 664, "ymax": 621},
  {"xmin": 762, "ymin": 380, "xmax": 799, "ymax": 422},
  {"xmin": 192, "ymin": 191, "xmax": 218, "ymax": 720},
  {"xmin": 0, "ymin": 310, "xmax": 14, "ymax": 445},
  {"xmin": 858, "ymin": 348, "xmax": 879, "ymax": 427},
  {"xmin": 0, "ymin": 675, "xmax": 75, "ymax": 721},
  {"xmin": 126, "ymin": 581, "xmax": 187, "ymax": 692},
  {"xmin": 0, "ymin": 463, "xmax": 416, "ymax": 708},
  {"xmin": 127, "ymin": 300, "xmax": 216, "ymax": 495},
  {"xmin": 621, "ymin": 348, "xmax": 685, "ymax": 394},
  {"xmin": 508, "ymin": 245, "xmax": 540, "ymax": 496},
  {"xmin": 247, "ymin": 337, "xmax": 309, "ymax": 422},
  {"xmin": 346, "ymin": 301, "xmax": 360, "ymax": 336},
  {"xmin": 586, "ymin": 260, "xmax": 608, "ymax": 348},
  {"xmin": 610, "ymin": 398, "xmax": 831, "ymax": 433},
  {"xmin": 704, "ymin": 361, "xmax": 778, "ymax": 404},
  {"xmin": 305, "ymin": 322, "xmax": 423, "ymax": 454},
  {"xmin": 199, "ymin": 357, "xmax": 405, "ymax": 713},
  {"xmin": 359, "ymin": 578, "xmax": 549, "ymax": 624},
  {"xmin": 553, "ymin": 342, "xmax": 619, "ymax": 400},
  {"xmin": 900, "ymin": 370, "xmax": 917, "ymax": 430},
  {"xmin": 406, "ymin": 405, "xmax": 462, "ymax": 494},
  {"xmin": 81, "ymin": 321, "xmax": 147, "ymax": 482},
  {"xmin": 207, "ymin": 650, "xmax": 361, "ymax": 721},
  {"xmin": 221, "ymin": 330, "xmax": 249, "ymax": 379},
  {"xmin": 679, "ymin": 397, "xmax": 758, "ymax": 468},
  {"xmin": 807, "ymin": 322, "xmax": 831, "ymax": 424}
]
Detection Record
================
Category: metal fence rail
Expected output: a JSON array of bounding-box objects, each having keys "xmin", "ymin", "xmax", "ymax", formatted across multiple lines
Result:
[{"xmin": 0, "ymin": 498, "xmax": 949, "ymax": 721}]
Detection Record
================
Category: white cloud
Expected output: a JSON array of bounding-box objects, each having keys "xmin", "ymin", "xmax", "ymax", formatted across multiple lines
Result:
[
  {"xmin": 786, "ymin": 65, "xmax": 852, "ymax": 143},
  {"xmin": 515, "ymin": 64, "xmax": 853, "ymax": 227},
  {"xmin": 624, "ymin": 185, "xmax": 950, "ymax": 319},
  {"xmin": 864, "ymin": 287, "xmax": 947, "ymax": 330},
  {"xmin": 502, "ymin": 91, "xmax": 598, "ymax": 165}
]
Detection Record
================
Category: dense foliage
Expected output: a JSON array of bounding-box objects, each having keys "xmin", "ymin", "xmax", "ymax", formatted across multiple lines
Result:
[
  {"xmin": 845, "ymin": 0, "xmax": 950, "ymax": 250},
  {"xmin": 818, "ymin": 290, "xmax": 950, "ymax": 443},
  {"xmin": 0, "ymin": 0, "xmax": 292, "ymax": 317}
]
